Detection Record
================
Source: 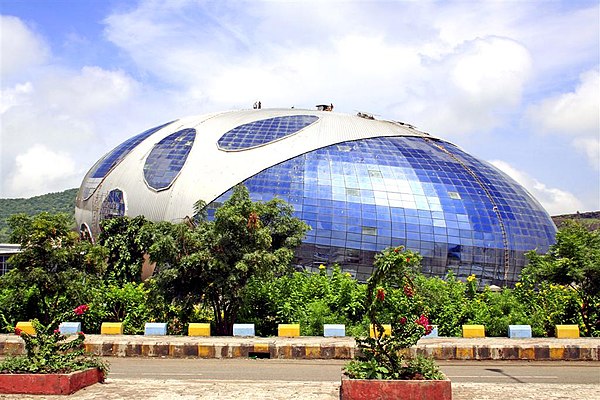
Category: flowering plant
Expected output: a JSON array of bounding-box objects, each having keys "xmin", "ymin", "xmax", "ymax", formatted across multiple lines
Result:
[
  {"xmin": 344, "ymin": 247, "xmax": 444, "ymax": 380},
  {"xmin": 0, "ymin": 305, "xmax": 108, "ymax": 375}
]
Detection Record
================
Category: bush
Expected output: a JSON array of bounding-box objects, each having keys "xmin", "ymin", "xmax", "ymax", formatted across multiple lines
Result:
[{"xmin": 238, "ymin": 265, "xmax": 366, "ymax": 336}]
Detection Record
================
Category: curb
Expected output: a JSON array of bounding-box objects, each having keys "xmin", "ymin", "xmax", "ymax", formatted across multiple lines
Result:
[{"xmin": 1, "ymin": 335, "xmax": 598, "ymax": 361}]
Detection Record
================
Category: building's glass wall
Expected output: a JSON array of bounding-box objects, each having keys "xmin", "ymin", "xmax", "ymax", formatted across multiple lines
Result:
[{"xmin": 207, "ymin": 136, "xmax": 556, "ymax": 286}]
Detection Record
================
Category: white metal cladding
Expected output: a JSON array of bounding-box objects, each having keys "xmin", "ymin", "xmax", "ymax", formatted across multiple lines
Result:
[{"xmin": 76, "ymin": 108, "xmax": 434, "ymax": 236}]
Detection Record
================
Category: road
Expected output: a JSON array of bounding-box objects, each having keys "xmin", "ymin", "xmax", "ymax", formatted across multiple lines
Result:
[
  {"xmin": 105, "ymin": 357, "xmax": 600, "ymax": 385},
  {"xmin": 1, "ymin": 358, "xmax": 598, "ymax": 399}
]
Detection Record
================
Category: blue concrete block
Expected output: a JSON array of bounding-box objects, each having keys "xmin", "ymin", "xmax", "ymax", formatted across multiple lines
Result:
[
  {"xmin": 323, "ymin": 324, "xmax": 346, "ymax": 337},
  {"xmin": 145, "ymin": 322, "xmax": 168, "ymax": 336},
  {"xmin": 423, "ymin": 325, "xmax": 439, "ymax": 338},
  {"xmin": 233, "ymin": 323, "xmax": 255, "ymax": 337},
  {"xmin": 59, "ymin": 322, "xmax": 81, "ymax": 335},
  {"xmin": 508, "ymin": 324, "xmax": 532, "ymax": 338}
]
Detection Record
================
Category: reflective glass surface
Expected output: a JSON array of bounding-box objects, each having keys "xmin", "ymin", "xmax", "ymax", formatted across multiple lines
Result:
[
  {"xmin": 217, "ymin": 115, "xmax": 319, "ymax": 150},
  {"xmin": 207, "ymin": 136, "xmax": 556, "ymax": 285},
  {"xmin": 79, "ymin": 121, "xmax": 174, "ymax": 200},
  {"xmin": 144, "ymin": 128, "xmax": 196, "ymax": 191},
  {"xmin": 100, "ymin": 189, "xmax": 125, "ymax": 220}
]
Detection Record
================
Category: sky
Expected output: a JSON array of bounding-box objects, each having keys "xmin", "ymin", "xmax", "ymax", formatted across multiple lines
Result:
[{"xmin": 0, "ymin": 0, "xmax": 598, "ymax": 215}]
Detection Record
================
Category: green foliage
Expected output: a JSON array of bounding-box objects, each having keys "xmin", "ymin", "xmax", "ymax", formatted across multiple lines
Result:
[
  {"xmin": 0, "ymin": 309, "xmax": 108, "ymax": 375},
  {"xmin": 86, "ymin": 282, "xmax": 152, "ymax": 334},
  {"xmin": 524, "ymin": 221, "xmax": 600, "ymax": 336},
  {"xmin": 238, "ymin": 266, "xmax": 366, "ymax": 336},
  {"xmin": 98, "ymin": 216, "xmax": 155, "ymax": 284},
  {"xmin": 413, "ymin": 272, "xmax": 465, "ymax": 336},
  {"xmin": 0, "ymin": 213, "xmax": 106, "ymax": 327},
  {"xmin": 345, "ymin": 246, "xmax": 444, "ymax": 381},
  {"xmin": 153, "ymin": 185, "xmax": 310, "ymax": 335},
  {"xmin": 0, "ymin": 188, "xmax": 77, "ymax": 243}
]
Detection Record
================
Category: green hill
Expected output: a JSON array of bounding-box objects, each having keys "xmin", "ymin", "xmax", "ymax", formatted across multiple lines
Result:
[{"xmin": 0, "ymin": 188, "xmax": 78, "ymax": 242}]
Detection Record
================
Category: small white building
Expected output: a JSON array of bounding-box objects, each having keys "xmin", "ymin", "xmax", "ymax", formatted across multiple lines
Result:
[{"xmin": 0, "ymin": 244, "xmax": 20, "ymax": 275}]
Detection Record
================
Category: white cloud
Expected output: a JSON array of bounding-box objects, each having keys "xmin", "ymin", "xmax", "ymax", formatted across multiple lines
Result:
[
  {"xmin": 0, "ymin": 16, "xmax": 49, "ymax": 81},
  {"xmin": 490, "ymin": 160, "xmax": 585, "ymax": 215},
  {"xmin": 527, "ymin": 69, "xmax": 600, "ymax": 169},
  {"xmin": 6, "ymin": 145, "xmax": 80, "ymax": 198}
]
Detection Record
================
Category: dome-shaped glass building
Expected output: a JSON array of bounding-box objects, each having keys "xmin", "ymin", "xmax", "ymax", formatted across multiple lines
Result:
[{"xmin": 75, "ymin": 108, "xmax": 556, "ymax": 285}]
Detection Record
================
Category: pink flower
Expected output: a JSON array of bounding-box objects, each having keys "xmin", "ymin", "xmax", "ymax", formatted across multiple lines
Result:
[
  {"xmin": 54, "ymin": 329, "xmax": 60, "ymax": 334},
  {"xmin": 74, "ymin": 304, "xmax": 89, "ymax": 316},
  {"xmin": 14, "ymin": 327, "xmax": 22, "ymax": 336},
  {"xmin": 400, "ymin": 317, "xmax": 407, "ymax": 325}
]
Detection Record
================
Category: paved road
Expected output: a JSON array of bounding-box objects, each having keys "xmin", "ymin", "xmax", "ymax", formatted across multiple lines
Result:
[
  {"xmin": 106, "ymin": 358, "xmax": 600, "ymax": 384},
  {"xmin": 1, "ymin": 358, "xmax": 598, "ymax": 399}
]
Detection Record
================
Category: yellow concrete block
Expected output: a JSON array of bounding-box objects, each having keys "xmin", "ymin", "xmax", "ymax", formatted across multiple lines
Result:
[
  {"xmin": 305, "ymin": 346, "xmax": 321, "ymax": 359},
  {"xmin": 555, "ymin": 325, "xmax": 579, "ymax": 338},
  {"xmin": 456, "ymin": 346, "xmax": 474, "ymax": 359},
  {"xmin": 462, "ymin": 324, "xmax": 485, "ymax": 338},
  {"xmin": 101, "ymin": 322, "xmax": 124, "ymax": 335},
  {"xmin": 253, "ymin": 343, "xmax": 269, "ymax": 353},
  {"xmin": 369, "ymin": 324, "xmax": 392, "ymax": 338},
  {"xmin": 15, "ymin": 321, "xmax": 35, "ymax": 335},
  {"xmin": 188, "ymin": 323, "xmax": 211, "ymax": 336},
  {"xmin": 278, "ymin": 324, "xmax": 300, "ymax": 337},
  {"xmin": 549, "ymin": 347, "xmax": 564, "ymax": 359},
  {"xmin": 198, "ymin": 345, "xmax": 214, "ymax": 358}
]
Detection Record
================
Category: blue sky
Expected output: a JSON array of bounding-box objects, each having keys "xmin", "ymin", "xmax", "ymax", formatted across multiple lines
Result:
[{"xmin": 1, "ymin": 0, "xmax": 598, "ymax": 215}]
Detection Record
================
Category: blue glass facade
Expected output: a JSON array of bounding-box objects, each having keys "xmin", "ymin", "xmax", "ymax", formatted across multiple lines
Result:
[
  {"xmin": 100, "ymin": 189, "xmax": 126, "ymax": 220},
  {"xmin": 80, "ymin": 121, "xmax": 175, "ymax": 200},
  {"xmin": 144, "ymin": 128, "xmax": 196, "ymax": 191},
  {"xmin": 218, "ymin": 115, "xmax": 319, "ymax": 150},
  {"xmin": 207, "ymin": 136, "xmax": 555, "ymax": 285}
]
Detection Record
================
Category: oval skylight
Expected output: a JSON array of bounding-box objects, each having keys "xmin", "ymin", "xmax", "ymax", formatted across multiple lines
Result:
[
  {"xmin": 143, "ymin": 128, "xmax": 196, "ymax": 191},
  {"xmin": 80, "ymin": 121, "xmax": 175, "ymax": 200},
  {"xmin": 217, "ymin": 115, "xmax": 318, "ymax": 151}
]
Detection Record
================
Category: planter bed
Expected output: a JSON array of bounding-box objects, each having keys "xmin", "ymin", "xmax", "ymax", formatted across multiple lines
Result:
[
  {"xmin": 0, "ymin": 368, "xmax": 103, "ymax": 395},
  {"xmin": 340, "ymin": 375, "xmax": 452, "ymax": 400}
]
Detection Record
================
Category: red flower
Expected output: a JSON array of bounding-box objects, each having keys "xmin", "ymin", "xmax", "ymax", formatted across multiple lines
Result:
[
  {"xmin": 394, "ymin": 248, "xmax": 399, "ymax": 253},
  {"xmin": 376, "ymin": 288, "xmax": 385, "ymax": 302},
  {"xmin": 400, "ymin": 317, "xmax": 407, "ymax": 325},
  {"xmin": 425, "ymin": 325, "xmax": 433, "ymax": 335},
  {"xmin": 416, "ymin": 315, "xmax": 430, "ymax": 329},
  {"xmin": 14, "ymin": 327, "xmax": 22, "ymax": 336},
  {"xmin": 403, "ymin": 285, "xmax": 414, "ymax": 298},
  {"xmin": 74, "ymin": 304, "xmax": 89, "ymax": 316},
  {"xmin": 406, "ymin": 257, "xmax": 411, "ymax": 263},
  {"xmin": 54, "ymin": 329, "xmax": 60, "ymax": 334}
]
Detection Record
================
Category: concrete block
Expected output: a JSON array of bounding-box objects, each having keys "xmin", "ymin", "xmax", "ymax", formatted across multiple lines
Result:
[
  {"xmin": 556, "ymin": 324, "xmax": 579, "ymax": 338},
  {"xmin": 423, "ymin": 325, "xmax": 439, "ymax": 338},
  {"xmin": 508, "ymin": 324, "xmax": 532, "ymax": 338},
  {"xmin": 59, "ymin": 322, "xmax": 82, "ymax": 335},
  {"xmin": 188, "ymin": 323, "xmax": 211, "ymax": 336},
  {"xmin": 370, "ymin": 324, "xmax": 391, "ymax": 338},
  {"xmin": 101, "ymin": 322, "xmax": 124, "ymax": 335},
  {"xmin": 278, "ymin": 324, "xmax": 300, "ymax": 337},
  {"xmin": 462, "ymin": 324, "xmax": 485, "ymax": 338},
  {"xmin": 145, "ymin": 322, "xmax": 167, "ymax": 336},
  {"xmin": 233, "ymin": 323, "xmax": 255, "ymax": 337},
  {"xmin": 15, "ymin": 321, "xmax": 35, "ymax": 335},
  {"xmin": 324, "ymin": 324, "xmax": 346, "ymax": 337}
]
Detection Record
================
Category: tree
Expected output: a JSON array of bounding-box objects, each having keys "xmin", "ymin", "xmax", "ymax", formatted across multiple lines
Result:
[
  {"xmin": 98, "ymin": 215, "xmax": 154, "ymax": 284},
  {"xmin": 0, "ymin": 213, "xmax": 106, "ymax": 327},
  {"xmin": 152, "ymin": 185, "xmax": 309, "ymax": 335},
  {"xmin": 524, "ymin": 221, "xmax": 600, "ymax": 336}
]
